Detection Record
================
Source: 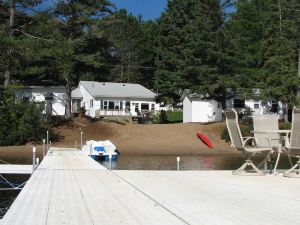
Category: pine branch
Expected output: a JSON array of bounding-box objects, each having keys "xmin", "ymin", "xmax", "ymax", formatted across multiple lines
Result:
[
  {"xmin": 14, "ymin": 28, "xmax": 54, "ymax": 42},
  {"xmin": 16, "ymin": 21, "xmax": 33, "ymax": 30}
]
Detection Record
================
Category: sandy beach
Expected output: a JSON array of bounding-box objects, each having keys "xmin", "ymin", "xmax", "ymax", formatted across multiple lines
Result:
[{"xmin": 0, "ymin": 118, "xmax": 239, "ymax": 164}]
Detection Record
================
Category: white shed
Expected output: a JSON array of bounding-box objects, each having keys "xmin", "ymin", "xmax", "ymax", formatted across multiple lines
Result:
[{"xmin": 183, "ymin": 96, "xmax": 222, "ymax": 123}]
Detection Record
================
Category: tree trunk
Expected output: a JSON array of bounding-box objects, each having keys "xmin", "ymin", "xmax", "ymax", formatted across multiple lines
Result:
[
  {"xmin": 283, "ymin": 102, "xmax": 288, "ymax": 122},
  {"xmin": 4, "ymin": 0, "xmax": 15, "ymax": 89},
  {"xmin": 65, "ymin": 78, "xmax": 72, "ymax": 120},
  {"xmin": 278, "ymin": 0, "xmax": 282, "ymax": 34},
  {"xmin": 298, "ymin": 48, "xmax": 300, "ymax": 77},
  {"xmin": 4, "ymin": 68, "xmax": 11, "ymax": 89}
]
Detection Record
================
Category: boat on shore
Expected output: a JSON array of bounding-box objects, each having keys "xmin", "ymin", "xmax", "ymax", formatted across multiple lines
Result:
[{"xmin": 82, "ymin": 140, "xmax": 118, "ymax": 161}]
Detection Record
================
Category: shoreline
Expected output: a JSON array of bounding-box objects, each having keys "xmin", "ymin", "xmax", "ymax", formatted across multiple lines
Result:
[{"xmin": 0, "ymin": 120, "xmax": 239, "ymax": 163}]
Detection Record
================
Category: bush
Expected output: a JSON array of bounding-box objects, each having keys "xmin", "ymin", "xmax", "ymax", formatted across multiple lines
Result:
[
  {"xmin": 0, "ymin": 93, "xmax": 48, "ymax": 146},
  {"xmin": 221, "ymin": 123, "xmax": 252, "ymax": 142},
  {"xmin": 152, "ymin": 110, "xmax": 168, "ymax": 124},
  {"xmin": 166, "ymin": 111, "xmax": 183, "ymax": 123},
  {"xmin": 279, "ymin": 122, "xmax": 291, "ymax": 130},
  {"xmin": 152, "ymin": 110, "xmax": 183, "ymax": 124}
]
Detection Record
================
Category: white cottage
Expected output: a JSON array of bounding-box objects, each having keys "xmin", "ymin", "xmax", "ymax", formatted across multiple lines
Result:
[
  {"xmin": 226, "ymin": 97, "xmax": 285, "ymax": 119},
  {"xmin": 183, "ymin": 96, "xmax": 222, "ymax": 123},
  {"xmin": 15, "ymin": 86, "xmax": 66, "ymax": 116},
  {"xmin": 72, "ymin": 81, "xmax": 159, "ymax": 118}
]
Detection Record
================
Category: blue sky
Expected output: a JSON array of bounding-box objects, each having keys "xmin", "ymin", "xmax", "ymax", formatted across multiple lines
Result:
[{"xmin": 111, "ymin": 0, "xmax": 168, "ymax": 20}]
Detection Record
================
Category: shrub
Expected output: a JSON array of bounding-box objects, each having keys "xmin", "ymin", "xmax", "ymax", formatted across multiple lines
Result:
[
  {"xmin": 279, "ymin": 122, "xmax": 291, "ymax": 130},
  {"xmin": 221, "ymin": 123, "xmax": 252, "ymax": 142},
  {"xmin": 152, "ymin": 110, "xmax": 168, "ymax": 124},
  {"xmin": 0, "ymin": 93, "xmax": 48, "ymax": 146}
]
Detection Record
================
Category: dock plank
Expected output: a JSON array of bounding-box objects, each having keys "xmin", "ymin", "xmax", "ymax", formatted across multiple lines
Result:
[
  {"xmin": 114, "ymin": 170, "xmax": 300, "ymax": 225},
  {"xmin": 1, "ymin": 149, "xmax": 185, "ymax": 225},
  {"xmin": 2, "ymin": 148, "xmax": 300, "ymax": 225}
]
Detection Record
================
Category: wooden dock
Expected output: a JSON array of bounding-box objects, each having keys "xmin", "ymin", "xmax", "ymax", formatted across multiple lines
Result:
[{"xmin": 1, "ymin": 148, "xmax": 300, "ymax": 225}]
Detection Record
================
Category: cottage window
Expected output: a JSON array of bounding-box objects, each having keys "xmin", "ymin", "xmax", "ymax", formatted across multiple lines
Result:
[
  {"xmin": 151, "ymin": 104, "xmax": 155, "ymax": 111},
  {"xmin": 108, "ymin": 101, "xmax": 115, "ymax": 110},
  {"xmin": 135, "ymin": 103, "xmax": 139, "ymax": 112},
  {"xmin": 141, "ymin": 103, "xmax": 149, "ymax": 111},
  {"xmin": 90, "ymin": 99, "xmax": 93, "ymax": 108},
  {"xmin": 103, "ymin": 101, "xmax": 108, "ymax": 109},
  {"xmin": 233, "ymin": 99, "xmax": 245, "ymax": 108},
  {"xmin": 101, "ymin": 100, "xmax": 124, "ymax": 110},
  {"xmin": 254, "ymin": 103, "xmax": 259, "ymax": 109},
  {"xmin": 22, "ymin": 96, "xmax": 30, "ymax": 102},
  {"xmin": 125, "ymin": 101, "xmax": 130, "ymax": 111}
]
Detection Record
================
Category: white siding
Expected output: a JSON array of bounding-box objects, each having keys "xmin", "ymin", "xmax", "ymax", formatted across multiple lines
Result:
[
  {"xmin": 245, "ymin": 100, "xmax": 262, "ymax": 114},
  {"xmin": 52, "ymin": 93, "xmax": 66, "ymax": 116},
  {"xmin": 183, "ymin": 97, "xmax": 222, "ymax": 123},
  {"xmin": 183, "ymin": 97, "xmax": 193, "ymax": 123},
  {"xmin": 79, "ymin": 85, "xmax": 95, "ymax": 117},
  {"xmin": 17, "ymin": 89, "xmax": 66, "ymax": 116}
]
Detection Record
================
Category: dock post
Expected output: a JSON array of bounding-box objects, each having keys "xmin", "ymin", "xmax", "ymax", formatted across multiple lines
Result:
[
  {"xmin": 109, "ymin": 154, "xmax": 112, "ymax": 170},
  {"xmin": 46, "ymin": 131, "xmax": 49, "ymax": 151},
  {"xmin": 33, "ymin": 147, "xmax": 36, "ymax": 173},
  {"xmin": 177, "ymin": 157, "xmax": 180, "ymax": 171},
  {"xmin": 89, "ymin": 143, "xmax": 92, "ymax": 156},
  {"xmin": 43, "ymin": 139, "xmax": 46, "ymax": 158},
  {"xmin": 80, "ymin": 131, "xmax": 83, "ymax": 150}
]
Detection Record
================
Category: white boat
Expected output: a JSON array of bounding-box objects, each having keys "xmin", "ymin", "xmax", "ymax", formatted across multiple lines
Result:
[{"xmin": 82, "ymin": 140, "xmax": 118, "ymax": 161}]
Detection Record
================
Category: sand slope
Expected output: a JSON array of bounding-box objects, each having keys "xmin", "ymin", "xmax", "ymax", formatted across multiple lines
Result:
[{"xmin": 53, "ymin": 118, "xmax": 236, "ymax": 155}]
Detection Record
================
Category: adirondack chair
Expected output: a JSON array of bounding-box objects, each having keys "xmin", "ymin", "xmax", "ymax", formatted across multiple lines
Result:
[
  {"xmin": 224, "ymin": 108, "xmax": 272, "ymax": 175},
  {"xmin": 283, "ymin": 108, "xmax": 300, "ymax": 178}
]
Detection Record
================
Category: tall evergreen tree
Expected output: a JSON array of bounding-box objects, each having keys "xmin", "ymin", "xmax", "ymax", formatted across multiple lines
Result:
[
  {"xmin": 0, "ymin": 0, "xmax": 42, "ymax": 89},
  {"xmin": 224, "ymin": 0, "xmax": 268, "ymax": 97},
  {"xmin": 49, "ymin": 0, "xmax": 113, "ymax": 119},
  {"xmin": 261, "ymin": 0, "xmax": 299, "ymax": 103},
  {"xmin": 154, "ymin": 0, "xmax": 225, "ymax": 104},
  {"xmin": 105, "ymin": 10, "xmax": 150, "ymax": 84},
  {"xmin": 141, "ymin": 20, "xmax": 160, "ymax": 88}
]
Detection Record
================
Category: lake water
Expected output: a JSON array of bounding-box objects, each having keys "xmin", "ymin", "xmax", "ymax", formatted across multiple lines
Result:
[
  {"xmin": 100, "ymin": 154, "xmax": 248, "ymax": 170},
  {"xmin": 99, "ymin": 154, "xmax": 293, "ymax": 171},
  {"xmin": 0, "ymin": 154, "xmax": 294, "ymax": 219}
]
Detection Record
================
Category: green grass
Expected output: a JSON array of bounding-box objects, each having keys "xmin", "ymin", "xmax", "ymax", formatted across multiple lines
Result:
[{"xmin": 166, "ymin": 111, "xmax": 183, "ymax": 123}]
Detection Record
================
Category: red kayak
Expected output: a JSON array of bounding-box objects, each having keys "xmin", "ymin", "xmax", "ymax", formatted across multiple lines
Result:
[{"xmin": 197, "ymin": 132, "xmax": 213, "ymax": 149}]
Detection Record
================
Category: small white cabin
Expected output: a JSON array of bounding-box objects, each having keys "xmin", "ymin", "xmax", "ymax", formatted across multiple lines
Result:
[
  {"xmin": 183, "ymin": 96, "xmax": 222, "ymax": 123},
  {"xmin": 15, "ymin": 86, "xmax": 66, "ymax": 116},
  {"xmin": 226, "ymin": 98, "xmax": 285, "ymax": 120},
  {"xmin": 72, "ymin": 81, "xmax": 160, "ymax": 118}
]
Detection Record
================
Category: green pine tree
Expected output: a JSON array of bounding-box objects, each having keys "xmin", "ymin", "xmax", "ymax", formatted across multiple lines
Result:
[
  {"xmin": 261, "ymin": 0, "xmax": 299, "ymax": 103},
  {"xmin": 154, "ymin": 0, "xmax": 225, "ymax": 104}
]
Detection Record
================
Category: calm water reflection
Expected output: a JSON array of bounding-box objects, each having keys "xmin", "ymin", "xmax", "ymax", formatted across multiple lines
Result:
[{"xmin": 100, "ymin": 154, "xmax": 294, "ymax": 170}]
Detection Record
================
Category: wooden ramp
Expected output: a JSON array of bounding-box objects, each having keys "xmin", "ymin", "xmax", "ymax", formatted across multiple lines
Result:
[{"xmin": 2, "ymin": 148, "xmax": 300, "ymax": 225}]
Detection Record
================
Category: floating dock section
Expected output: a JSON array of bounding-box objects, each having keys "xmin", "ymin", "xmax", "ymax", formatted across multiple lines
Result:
[{"xmin": 1, "ymin": 148, "xmax": 300, "ymax": 225}]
